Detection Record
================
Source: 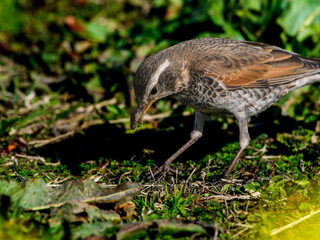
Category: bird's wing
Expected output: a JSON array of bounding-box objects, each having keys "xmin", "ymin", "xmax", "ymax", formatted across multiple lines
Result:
[{"xmin": 193, "ymin": 42, "xmax": 320, "ymax": 89}]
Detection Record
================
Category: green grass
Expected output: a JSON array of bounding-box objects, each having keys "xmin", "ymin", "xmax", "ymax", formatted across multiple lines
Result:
[{"xmin": 1, "ymin": 114, "xmax": 319, "ymax": 239}]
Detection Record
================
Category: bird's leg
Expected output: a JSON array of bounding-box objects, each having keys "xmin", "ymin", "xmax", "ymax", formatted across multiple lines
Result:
[
  {"xmin": 155, "ymin": 111, "xmax": 205, "ymax": 175},
  {"xmin": 223, "ymin": 117, "xmax": 250, "ymax": 178}
]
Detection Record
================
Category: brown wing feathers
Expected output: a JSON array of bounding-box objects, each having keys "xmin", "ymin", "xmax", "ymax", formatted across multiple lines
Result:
[{"xmin": 198, "ymin": 42, "xmax": 320, "ymax": 89}]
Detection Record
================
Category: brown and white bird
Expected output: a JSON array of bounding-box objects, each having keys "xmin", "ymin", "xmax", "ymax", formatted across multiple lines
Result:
[{"xmin": 130, "ymin": 38, "xmax": 320, "ymax": 178}]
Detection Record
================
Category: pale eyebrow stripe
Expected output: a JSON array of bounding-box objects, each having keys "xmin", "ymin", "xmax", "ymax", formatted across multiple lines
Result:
[{"xmin": 148, "ymin": 59, "xmax": 170, "ymax": 91}]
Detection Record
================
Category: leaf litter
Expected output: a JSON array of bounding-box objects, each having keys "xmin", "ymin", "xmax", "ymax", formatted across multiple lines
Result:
[{"xmin": 0, "ymin": 96, "xmax": 320, "ymax": 239}]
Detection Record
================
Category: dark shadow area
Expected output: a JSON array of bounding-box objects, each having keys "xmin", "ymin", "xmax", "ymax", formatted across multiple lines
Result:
[{"xmin": 35, "ymin": 106, "xmax": 309, "ymax": 174}]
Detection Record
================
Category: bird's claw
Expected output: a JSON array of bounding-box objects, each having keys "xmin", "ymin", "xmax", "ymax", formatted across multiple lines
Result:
[{"xmin": 146, "ymin": 163, "xmax": 179, "ymax": 181}]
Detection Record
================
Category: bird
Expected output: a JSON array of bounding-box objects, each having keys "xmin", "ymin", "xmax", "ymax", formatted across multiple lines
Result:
[{"xmin": 130, "ymin": 38, "xmax": 320, "ymax": 178}]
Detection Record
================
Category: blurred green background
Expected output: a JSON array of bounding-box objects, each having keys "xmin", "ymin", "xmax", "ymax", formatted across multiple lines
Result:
[{"xmin": 0, "ymin": 0, "xmax": 319, "ymax": 123}]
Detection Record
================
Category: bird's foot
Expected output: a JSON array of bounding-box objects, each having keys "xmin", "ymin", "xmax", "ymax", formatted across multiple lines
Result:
[{"xmin": 146, "ymin": 162, "xmax": 179, "ymax": 181}]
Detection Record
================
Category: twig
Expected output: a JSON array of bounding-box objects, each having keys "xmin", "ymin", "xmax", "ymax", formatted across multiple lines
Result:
[
  {"xmin": 126, "ymin": 176, "xmax": 132, "ymax": 182},
  {"xmin": 229, "ymin": 222, "xmax": 253, "ymax": 228},
  {"xmin": 149, "ymin": 166, "xmax": 156, "ymax": 182},
  {"xmin": 85, "ymin": 98, "xmax": 117, "ymax": 113},
  {"xmin": 225, "ymin": 199, "xmax": 229, "ymax": 216},
  {"xmin": 186, "ymin": 167, "xmax": 197, "ymax": 183},
  {"xmin": 176, "ymin": 168, "xmax": 178, "ymax": 185},
  {"xmin": 220, "ymin": 178, "xmax": 244, "ymax": 183},
  {"xmin": 203, "ymin": 195, "xmax": 251, "ymax": 201},
  {"xmin": 143, "ymin": 184, "xmax": 166, "ymax": 188},
  {"xmin": 213, "ymin": 223, "xmax": 219, "ymax": 240},
  {"xmin": 29, "ymin": 130, "xmax": 75, "ymax": 148},
  {"xmin": 201, "ymin": 158, "xmax": 212, "ymax": 182},
  {"xmin": 37, "ymin": 171, "xmax": 52, "ymax": 181},
  {"xmin": 184, "ymin": 167, "xmax": 197, "ymax": 194},
  {"xmin": 245, "ymin": 155, "xmax": 281, "ymax": 159},
  {"xmin": 119, "ymin": 170, "xmax": 132, "ymax": 183},
  {"xmin": 15, "ymin": 154, "xmax": 60, "ymax": 166},
  {"xmin": 233, "ymin": 227, "xmax": 251, "ymax": 237},
  {"xmin": 245, "ymin": 200, "xmax": 250, "ymax": 213},
  {"xmin": 271, "ymin": 209, "xmax": 320, "ymax": 236},
  {"xmin": 53, "ymin": 176, "xmax": 71, "ymax": 184},
  {"xmin": 171, "ymin": 176, "xmax": 175, "ymax": 185},
  {"xmin": 105, "ymin": 168, "xmax": 116, "ymax": 176}
]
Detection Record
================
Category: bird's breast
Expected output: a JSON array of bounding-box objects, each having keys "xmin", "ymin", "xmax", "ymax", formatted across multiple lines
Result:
[
  {"xmin": 174, "ymin": 78, "xmax": 232, "ymax": 113},
  {"xmin": 174, "ymin": 77, "xmax": 293, "ymax": 117}
]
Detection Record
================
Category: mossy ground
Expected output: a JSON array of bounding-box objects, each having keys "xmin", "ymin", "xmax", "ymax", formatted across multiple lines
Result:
[{"xmin": 0, "ymin": 92, "xmax": 319, "ymax": 239}]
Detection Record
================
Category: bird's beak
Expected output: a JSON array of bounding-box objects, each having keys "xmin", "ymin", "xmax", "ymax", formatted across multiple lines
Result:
[
  {"xmin": 130, "ymin": 98, "xmax": 156, "ymax": 130},
  {"xmin": 138, "ymin": 98, "xmax": 156, "ymax": 123}
]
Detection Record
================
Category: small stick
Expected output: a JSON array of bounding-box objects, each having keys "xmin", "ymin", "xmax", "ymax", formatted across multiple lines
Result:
[
  {"xmin": 233, "ymin": 227, "xmax": 250, "ymax": 238},
  {"xmin": 201, "ymin": 158, "xmax": 212, "ymax": 182},
  {"xmin": 203, "ymin": 195, "xmax": 251, "ymax": 201},
  {"xmin": 15, "ymin": 154, "xmax": 60, "ymax": 166},
  {"xmin": 271, "ymin": 209, "xmax": 320, "ymax": 236},
  {"xmin": 148, "ymin": 166, "xmax": 156, "ymax": 182},
  {"xmin": 186, "ymin": 167, "xmax": 197, "ymax": 183},
  {"xmin": 29, "ymin": 131, "xmax": 75, "ymax": 148}
]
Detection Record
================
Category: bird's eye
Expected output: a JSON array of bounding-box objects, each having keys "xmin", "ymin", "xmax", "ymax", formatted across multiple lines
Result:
[{"xmin": 150, "ymin": 87, "xmax": 157, "ymax": 95}]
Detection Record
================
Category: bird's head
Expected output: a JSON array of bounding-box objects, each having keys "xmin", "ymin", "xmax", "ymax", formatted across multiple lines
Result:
[{"xmin": 130, "ymin": 52, "xmax": 184, "ymax": 130}]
